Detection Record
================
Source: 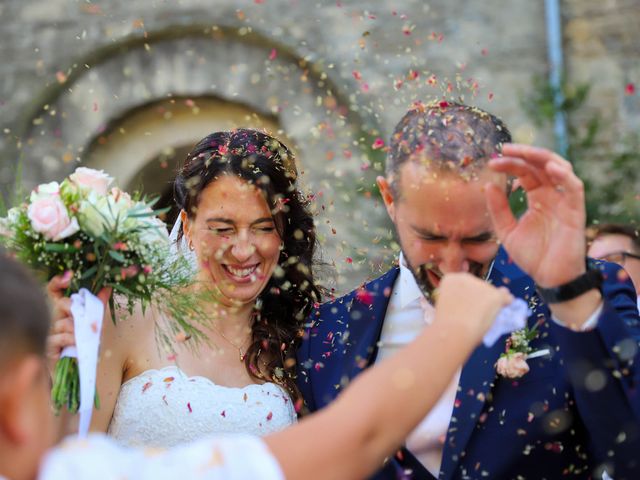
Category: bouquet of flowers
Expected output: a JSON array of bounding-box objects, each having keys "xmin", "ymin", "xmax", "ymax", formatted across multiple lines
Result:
[{"xmin": 0, "ymin": 167, "xmax": 205, "ymax": 426}]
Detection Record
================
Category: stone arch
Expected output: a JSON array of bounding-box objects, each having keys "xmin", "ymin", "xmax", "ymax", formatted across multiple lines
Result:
[
  {"xmin": 84, "ymin": 95, "xmax": 291, "ymax": 225},
  {"xmin": 87, "ymin": 96, "xmax": 289, "ymax": 190},
  {"xmin": 18, "ymin": 25, "xmax": 388, "ymax": 288}
]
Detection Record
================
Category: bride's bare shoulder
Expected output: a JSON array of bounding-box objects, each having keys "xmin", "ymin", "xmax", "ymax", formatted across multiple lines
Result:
[{"xmin": 102, "ymin": 296, "xmax": 156, "ymax": 348}]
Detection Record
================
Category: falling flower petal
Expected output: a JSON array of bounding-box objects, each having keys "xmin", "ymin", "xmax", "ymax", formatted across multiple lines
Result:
[
  {"xmin": 372, "ymin": 138, "xmax": 385, "ymax": 150},
  {"xmin": 355, "ymin": 288, "xmax": 374, "ymax": 305},
  {"xmin": 625, "ymin": 83, "xmax": 636, "ymax": 95}
]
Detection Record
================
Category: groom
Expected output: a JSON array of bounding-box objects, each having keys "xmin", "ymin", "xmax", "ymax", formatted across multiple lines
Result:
[{"xmin": 297, "ymin": 102, "xmax": 640, "ymax": 479}]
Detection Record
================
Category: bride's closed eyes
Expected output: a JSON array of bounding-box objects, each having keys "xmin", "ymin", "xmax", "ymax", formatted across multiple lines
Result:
[{"xmin": 205, "ymin": 218, "xmax": 278, "ymax": 236}]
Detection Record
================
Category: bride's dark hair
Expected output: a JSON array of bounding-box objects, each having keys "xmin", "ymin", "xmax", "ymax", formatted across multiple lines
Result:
[{"xmin": 174, "ymin": 128, "xmax": 322, "ymax": 405}]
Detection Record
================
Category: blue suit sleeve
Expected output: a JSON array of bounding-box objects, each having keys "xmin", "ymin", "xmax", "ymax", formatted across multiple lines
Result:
[
  {"xmin": 548, "ymin": 261, "xmax": 640, "ymax": 476},
  {"xmin": 296, "ymin": 311, "xmax": 318, "ymax": 413}
]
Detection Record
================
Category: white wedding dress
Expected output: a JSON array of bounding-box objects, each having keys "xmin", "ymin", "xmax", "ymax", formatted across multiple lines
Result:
[{"xmin": 107, "ymin": 366, "xmax": 297, "ymax": 447}]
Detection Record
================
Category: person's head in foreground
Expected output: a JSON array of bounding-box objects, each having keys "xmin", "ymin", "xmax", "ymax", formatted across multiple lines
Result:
[
  {"xmin": 377, "ymin": 100, "xmax": 512, "ymax": 298},
  {"xmin": 0, "ymin": 252, "xmax": 56, "ymax": 480},
  {"xmin": 174, "ymin": 128, "xmax": 321, "ymax": 399},
  {"xmin": 588, "ymin": 223, "xmax": 640, "ymax": 295}
]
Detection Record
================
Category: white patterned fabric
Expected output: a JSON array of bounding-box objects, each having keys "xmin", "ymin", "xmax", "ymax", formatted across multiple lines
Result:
[
  {"xmin": 39, "ymin": 433, "xmax": 284, "ymax": 480},
  {"xmin": 107, "ymin": 366, "xmax": 297, "ymax": 448}
]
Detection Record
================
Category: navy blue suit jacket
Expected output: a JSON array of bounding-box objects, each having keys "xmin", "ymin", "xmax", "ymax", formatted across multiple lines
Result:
[{"xmin": 297, "ymin": 248, "xmax": 640, "ymax": 479}]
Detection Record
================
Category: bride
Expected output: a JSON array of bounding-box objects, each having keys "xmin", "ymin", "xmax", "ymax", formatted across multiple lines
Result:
[{"xmin": 46, "ymin": 129, "xmax": 323, "ymax": 446}]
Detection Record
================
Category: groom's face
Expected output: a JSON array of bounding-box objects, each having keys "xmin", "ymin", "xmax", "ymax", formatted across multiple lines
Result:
[{"xmin": 378, "ymin": 162, "xmax": 505, "ymax": 298}]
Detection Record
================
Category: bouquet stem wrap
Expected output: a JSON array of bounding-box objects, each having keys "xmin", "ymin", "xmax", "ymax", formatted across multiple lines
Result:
[{"xmin": 56, "ymin": 289, "xmax": 104, "ymax": 437}]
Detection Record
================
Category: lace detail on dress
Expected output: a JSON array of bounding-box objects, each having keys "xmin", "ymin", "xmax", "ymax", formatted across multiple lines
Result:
[{"xmin": 107, "ymin": 366, "xmax": 297, "ymax": 448}]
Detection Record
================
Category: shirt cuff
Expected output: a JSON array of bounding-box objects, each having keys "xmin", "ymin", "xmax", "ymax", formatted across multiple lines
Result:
[{"xmin": 551, "ymin": 302, "xmax": 603, "ymax": 331}]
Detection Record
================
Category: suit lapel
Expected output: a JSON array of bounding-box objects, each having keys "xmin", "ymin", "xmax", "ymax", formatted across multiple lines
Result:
[
  {"xmin": 345, "ymin": 267, "xmax": 399, "ymax": 380},
  {"xmin": 440, "ymin": 248, "xmax": 529, "ymax": 479},
  {"xmin": 343, "ymin": 268, "xmax": 441, "ymax": 480}
]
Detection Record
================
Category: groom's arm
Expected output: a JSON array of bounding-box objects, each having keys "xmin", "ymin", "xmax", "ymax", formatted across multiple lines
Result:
[{"xmin": 549, "ymin": 261, "xmax": 640, "ymax": 476}]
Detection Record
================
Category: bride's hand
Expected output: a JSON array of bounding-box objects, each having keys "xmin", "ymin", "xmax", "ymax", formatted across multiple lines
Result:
[
  {"xmin": 45, "ymin": 273, "xmax": 111, "ymax": 375},
  {"xmin": 45, "ymin": 272, "xmax": 75, "ymax": 374},
  {"xmin": 434, "ymin": 273, "xmax": 513, "ymax": 345}
]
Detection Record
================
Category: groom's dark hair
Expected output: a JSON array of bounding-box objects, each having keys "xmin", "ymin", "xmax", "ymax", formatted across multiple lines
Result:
[
  {"xmin": 386, "ymin": 101, "xmax": 512, "ymax": 197},
  {"xmin": 0, "ymin": 252, "xmax": 50, "ymax": 367}
]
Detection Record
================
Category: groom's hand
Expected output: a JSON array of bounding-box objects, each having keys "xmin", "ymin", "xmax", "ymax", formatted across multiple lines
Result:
[{"xmin": 484, "ymin": 144, "xmax": 601, "ymax": 329}]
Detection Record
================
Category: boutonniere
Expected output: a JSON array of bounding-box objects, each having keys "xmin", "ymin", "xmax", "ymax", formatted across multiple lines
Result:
[{"xmin": 496, "ymin": 325, "xmax": 539, "ymax": 379}]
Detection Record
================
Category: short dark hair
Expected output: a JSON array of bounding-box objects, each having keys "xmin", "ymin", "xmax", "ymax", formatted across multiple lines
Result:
[
  {"xmin": 589, "ymin": 223, "xmax": 640, "ymax": 254},
  {"xmin": 386, "ymin": 101, "xmax": 512, "ymax": 196},
  {"xmin": 0, "ymin": 252, "xmax": 50, "ymax": 366}
]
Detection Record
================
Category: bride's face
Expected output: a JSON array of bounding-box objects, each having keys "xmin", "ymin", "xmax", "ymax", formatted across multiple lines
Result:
[{"xmin": 184, "ymin": 175, "xmax": 282, "ymax": 307}]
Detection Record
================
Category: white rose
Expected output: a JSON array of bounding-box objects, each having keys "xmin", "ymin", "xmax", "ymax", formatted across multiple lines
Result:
[
  {"xmin": 136, "ymin": 212, "xmax": 170, "ymax": 246},
  {"xmin": 5, "ymin": 207, "xmax": 21, "ymax": 226},
  {"xmin": 110, "ymin": 187, "xmax": 133, "ymax": 207},
  {"xmin": 27, "ymin": 195, "xmax": 79, "ymax": 241},
  {"xmin": 77, "ymin": 191, "xmax": 126, "ymax": 237},
  {"xmin": 0, "ymin": 207, "xmax": 21, "ymax": 237},
  {"xmin": 69, "ymin": 167, "xmax": 113, "ymax": 196},
  {"xmin": 30, "ymin": 181, "xmax": 60, "ymax": 202},
  {"xmin": 0, "ymin": 218, "xmax": 10, "ymax": 238}
]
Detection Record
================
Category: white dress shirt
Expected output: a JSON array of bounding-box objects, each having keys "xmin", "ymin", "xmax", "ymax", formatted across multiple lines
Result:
[{"xmin": 376, "ymin": 256, "xmax": 459, "ymax": 477}]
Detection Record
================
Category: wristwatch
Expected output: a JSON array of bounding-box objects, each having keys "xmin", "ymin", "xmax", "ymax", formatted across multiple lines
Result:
[{"xmin": 536, "ymin": 263, "xmax": 604, "ymax": 304}]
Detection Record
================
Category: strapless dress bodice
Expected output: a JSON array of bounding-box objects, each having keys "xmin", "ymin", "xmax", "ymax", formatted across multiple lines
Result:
[{"xmin": 107, "ymin": 366, "xmax": 297, "ymax": 447}]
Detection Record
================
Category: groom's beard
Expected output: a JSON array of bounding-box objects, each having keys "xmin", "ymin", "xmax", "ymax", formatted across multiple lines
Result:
[{"xmin": 403, "ymin": 253, "xmax": 487, "ymax": 302}]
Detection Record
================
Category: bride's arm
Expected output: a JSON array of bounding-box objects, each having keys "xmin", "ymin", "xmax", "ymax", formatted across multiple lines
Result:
[
  {"xmin": 266, "ymin": 273, "xmax": 512, "ymax": 480},
  {"xmin": 89, "ymin": 299, "xmax": 144, "ymax": 433},
  {"xmin": 45, "ymin": 275, "xmax": 136, "ymax": 435}
]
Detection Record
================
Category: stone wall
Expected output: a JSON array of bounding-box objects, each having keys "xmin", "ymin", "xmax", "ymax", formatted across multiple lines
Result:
[
  {"xmin": 564, "ymin": 0, "xmax": 640, "ymax": 139},
  {"xmin": 4, "ymin": 0, "xmax": 634, "ymax": 288},
  {"xmin": 563, "ymin": 0, "xmax": 640, "ymax": 220}
]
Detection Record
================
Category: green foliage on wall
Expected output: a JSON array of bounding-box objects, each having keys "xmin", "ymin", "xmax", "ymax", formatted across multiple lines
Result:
[{"xmin": 521, "ymin": 76, "xmax": 639, "ymax": 224}]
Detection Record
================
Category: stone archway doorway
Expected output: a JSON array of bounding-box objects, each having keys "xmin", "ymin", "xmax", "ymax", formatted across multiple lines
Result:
[{"xmin": 84, "ymin": 96, "xmax": 293, "ymax": 227}]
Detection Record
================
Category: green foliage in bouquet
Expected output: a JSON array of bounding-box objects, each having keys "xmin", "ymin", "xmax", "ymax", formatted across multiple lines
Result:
[{"xmin": 0, "ymin": 168, "xmax": 210, "ymax": 415}]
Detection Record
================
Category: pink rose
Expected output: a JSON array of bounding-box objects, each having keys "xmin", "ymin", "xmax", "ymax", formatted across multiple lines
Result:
[
  {"xmin": 27, "ymin": 196, "xmax": 79, "ymax": 241},
  {"xmin": 69, "ymin": 167, "xmax": 113, "ymax": 195},
  {"xmin": 496, "ymin": 352, "xmax": 530, "ymax": 379}
]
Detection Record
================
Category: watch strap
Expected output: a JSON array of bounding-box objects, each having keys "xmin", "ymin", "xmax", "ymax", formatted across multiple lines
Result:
[{"xmin": 536, "ymin": 265, "xmax": 604, "ymax": 304}]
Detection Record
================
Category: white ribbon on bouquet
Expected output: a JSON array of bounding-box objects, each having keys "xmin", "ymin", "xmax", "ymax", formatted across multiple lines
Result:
[{"xmin": 60, "ymin": 288, "xmax": 104, "ymax": 438}]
